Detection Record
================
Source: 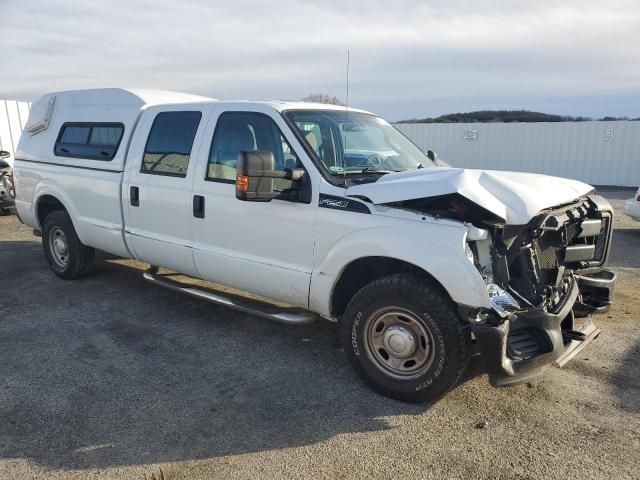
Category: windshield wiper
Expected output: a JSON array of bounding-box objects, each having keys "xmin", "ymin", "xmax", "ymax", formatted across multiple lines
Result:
[{"xmin": 360, "ymin": 167, "xmax": 401, "ymax": 174}]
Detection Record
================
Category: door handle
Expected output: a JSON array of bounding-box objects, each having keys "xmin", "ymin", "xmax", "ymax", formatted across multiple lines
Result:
[
  {"xmin": 130, "ymin": 186, "xmax": 139, "ymax": 207},
  {"xmin": 193, "ymin": 195, "xmax": 205, "ymax": 218}
]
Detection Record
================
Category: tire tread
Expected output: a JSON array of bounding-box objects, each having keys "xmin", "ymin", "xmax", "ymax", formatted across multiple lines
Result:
[
  {"xmin": 340, "ymin": 273, "xmax": 471, "ymax": 402},
  {"xmin": 42, "ymin": 210, "xmax": 95, "ymax": 280}
]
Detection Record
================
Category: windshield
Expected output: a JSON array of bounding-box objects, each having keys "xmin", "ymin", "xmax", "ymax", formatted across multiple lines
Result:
[{"xmin": 284, "ymin": 110, "xmax": 435, "ymax": 176}]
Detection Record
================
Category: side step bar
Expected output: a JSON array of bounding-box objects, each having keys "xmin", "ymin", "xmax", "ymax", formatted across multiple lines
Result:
[
  {"xmin": 142, "ymin": 267, "xmax": 317, "ymax": 325},
  {"xmin": 554, "ymin": 319, "xmax": 601, "ymax": 368}
]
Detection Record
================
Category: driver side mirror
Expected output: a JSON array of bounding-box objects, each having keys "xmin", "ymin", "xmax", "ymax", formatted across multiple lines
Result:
[{"xmin": 235, "ymin": 150, "xmax": 309, "ymax": 203}]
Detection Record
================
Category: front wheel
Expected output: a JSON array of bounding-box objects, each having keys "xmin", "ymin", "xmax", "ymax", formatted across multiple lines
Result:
[{"xmin": 340, "ymin": 273, "xmax": 471, "ymax": 402}]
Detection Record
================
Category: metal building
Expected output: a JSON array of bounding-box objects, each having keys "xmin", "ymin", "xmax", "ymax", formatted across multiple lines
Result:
[
  {"xmin": 396, "ymin": 121, "xmax": 640, "ymax": 187},
  {"xmin": 0, "ymin": 100, "xmax": 31, "ymax": 167}
]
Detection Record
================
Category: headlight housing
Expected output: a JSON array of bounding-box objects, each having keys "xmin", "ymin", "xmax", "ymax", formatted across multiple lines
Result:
[{"xmin": 487, "ymin": 283, "xmax": 520, "ymax": 318}]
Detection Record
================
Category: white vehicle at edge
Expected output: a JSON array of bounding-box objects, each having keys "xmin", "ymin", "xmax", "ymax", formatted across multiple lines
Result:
[
  {"xmin": 13, "ymin": 89, "xmax": 616, "ymax": 402},
  {"xmin": 624, "ymin": 187, "xmax": 640, "ymax": 221}
]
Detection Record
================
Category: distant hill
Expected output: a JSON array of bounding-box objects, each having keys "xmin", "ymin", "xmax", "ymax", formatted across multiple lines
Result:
[{"xmin": 397, "ymin": 110, "xmax": 639, "ymax": 124}]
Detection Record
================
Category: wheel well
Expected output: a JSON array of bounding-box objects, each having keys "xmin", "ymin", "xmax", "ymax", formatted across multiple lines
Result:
[
  {"xmin": 330, "ymin": 256, "xmax": 447, "ymax": 318},
  {"xmin": 37, "ymin": 195, "xmax": 66, "ymax": 227}
]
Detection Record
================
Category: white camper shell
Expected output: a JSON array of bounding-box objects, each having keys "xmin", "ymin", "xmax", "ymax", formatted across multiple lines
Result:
[{"xmin": 19, "ymin": 89, "xmax": 214, "ymax": 171}]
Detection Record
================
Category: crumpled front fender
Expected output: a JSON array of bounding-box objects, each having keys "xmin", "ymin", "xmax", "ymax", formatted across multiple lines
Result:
[{"xmin": 309, "ymin": 222, "xmax": 490, "ymax": 318}]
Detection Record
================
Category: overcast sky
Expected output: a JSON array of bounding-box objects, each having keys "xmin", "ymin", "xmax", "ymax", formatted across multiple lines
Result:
[{"xmin": 1, "ymin": 0, "xmax": 639, "ymax": 120}]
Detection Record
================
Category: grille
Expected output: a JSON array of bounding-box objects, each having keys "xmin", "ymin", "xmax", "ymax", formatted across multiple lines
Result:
[
  {"xmin": 533, "ymin": 230, "xmax": 563, "ymax": 287},
  {"xmin": 535, "ymin": 238, "xmax": 561, "ymax": 269},
  {"xmin": 593, "ymin": 215, "xmax": 610, "ymax": 262},
  {"xmin": 507, "ymin": 201, "xmax": 612, "ymax": 308}
]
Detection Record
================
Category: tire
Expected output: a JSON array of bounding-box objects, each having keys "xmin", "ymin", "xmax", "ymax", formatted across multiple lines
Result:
[
  {"xmin": 42, "ymin": 210, "xmax": 95, "ymax": 279},
  {"xmin": 340, "ymin": 273, "xmax": 471, "ymax": 403}
]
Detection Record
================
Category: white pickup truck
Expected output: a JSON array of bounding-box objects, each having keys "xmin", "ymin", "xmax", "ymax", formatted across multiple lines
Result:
[{"xmin": 14, "ymin": 88, "xmax": 616, "ymax": 402}]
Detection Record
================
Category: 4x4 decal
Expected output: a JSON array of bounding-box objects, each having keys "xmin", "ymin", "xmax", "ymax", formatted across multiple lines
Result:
[{"xmin": 318, "ymin": 194, "xmax": 370, "ymax": 214}]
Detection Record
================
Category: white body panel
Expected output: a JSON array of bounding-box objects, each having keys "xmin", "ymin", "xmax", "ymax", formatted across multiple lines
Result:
[
  {"xmin": 14, "ymin": 162, "xmax": 129, "ymax": 257},
  {"xmin": 624, "ymin": 188, "xmax": 640, "ymax": 221},
  {"xmin": 307, "ymin": 195, "xmax": 490, "ymax": 316},
  {"xmin": 14, "ymin": 88, "xmax": 599, "ymax": 321},
  {"xmin": 121, "ymin": 104, "xmax": 213, "ymax": 276},
  {"xmin": 347, "ymin": 168, "xmax": 594, "ymax": 225},
  {"xmin": 190, "ymin": 104, "xmax": 319, "ymax": 308}
]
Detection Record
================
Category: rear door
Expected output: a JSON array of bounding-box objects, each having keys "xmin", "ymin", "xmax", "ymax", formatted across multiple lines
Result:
[{"xmin": 123, "ymin": 105, "xmax": 210, "ymax": 275}]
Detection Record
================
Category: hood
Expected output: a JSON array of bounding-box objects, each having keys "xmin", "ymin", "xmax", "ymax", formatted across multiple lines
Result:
[{"xmin": 346, "ymin": 168, "xmax": 594, "ymax": 225}]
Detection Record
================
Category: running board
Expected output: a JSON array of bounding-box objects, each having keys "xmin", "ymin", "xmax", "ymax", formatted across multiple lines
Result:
[
  {"xmin": 142, "ymin": 267, "xmax": 317, "ymax": 325},
  {"xmin": 554, "ymin": 319, "xmax": 601, "ymax": 368}
]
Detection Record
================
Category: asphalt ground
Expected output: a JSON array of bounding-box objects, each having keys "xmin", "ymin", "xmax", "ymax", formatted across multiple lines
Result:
[{"xmin": 0, "ymin": 187, "xmax": 638, "ymax": 479}]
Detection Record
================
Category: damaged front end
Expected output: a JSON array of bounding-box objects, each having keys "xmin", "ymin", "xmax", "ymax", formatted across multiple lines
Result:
[
  {"xmin": 474, "ymin": 195, "xmax": 616, "ymax": 386},
  {"xmin": 393, "ymin": 193, "xmax": 616, "ymax": 387},
  {"xmin": 348, "ymin": 167, "xmax": 617, "ymax": 386}
]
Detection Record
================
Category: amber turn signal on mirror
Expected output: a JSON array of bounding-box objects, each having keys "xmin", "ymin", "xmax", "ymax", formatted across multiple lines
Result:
[{"xmin": 236, "ymin": 175, "xmax": 249, "ymax": 193}]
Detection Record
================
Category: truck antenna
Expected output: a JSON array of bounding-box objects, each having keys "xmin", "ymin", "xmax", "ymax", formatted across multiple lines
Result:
[{"xmin": 343, "ymin": 50, "xmax": 350, "ymax": 187}]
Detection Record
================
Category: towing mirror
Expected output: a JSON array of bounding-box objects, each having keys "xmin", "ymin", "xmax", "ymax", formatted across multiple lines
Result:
[
  {"xmin": 236, "ymin": 150, "xmax": 277, "ymax": 202},
  {"xmin": 236, "ymin": 150, "xmax": 308, "ymax": 202}
]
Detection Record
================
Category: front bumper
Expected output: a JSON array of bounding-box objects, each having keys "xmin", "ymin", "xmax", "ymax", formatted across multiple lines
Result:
[{"xmin": 472, "ymin": 269, "xmax": 616, "ymax": 387}]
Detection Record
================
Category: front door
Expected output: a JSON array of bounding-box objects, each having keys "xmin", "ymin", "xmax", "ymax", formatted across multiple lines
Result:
[
  {"xmin": 190, "ymin": 107, "xmax": 317, "ymax": 308},
  {"xmin": 123, "ymin": 106, "xmax": 208, "ymax": 276}
]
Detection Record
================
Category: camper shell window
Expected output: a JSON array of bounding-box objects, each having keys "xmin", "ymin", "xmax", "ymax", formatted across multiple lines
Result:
[{"xmin": 54, "ymin": 123, "xmax": 124, "ymax": 161}]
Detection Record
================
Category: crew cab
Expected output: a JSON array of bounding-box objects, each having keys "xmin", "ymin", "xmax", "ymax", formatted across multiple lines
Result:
[{"xmin": 13, "ymin": 88, "xmax": 616, "ymax": 402}]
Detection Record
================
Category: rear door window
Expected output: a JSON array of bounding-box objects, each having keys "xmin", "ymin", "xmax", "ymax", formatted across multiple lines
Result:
[
  {"xmin": 55, "ymin": 123, "xmax": 124, "ymax": 160},
  {"xmin": 142, "ymin": 111, "xmax": 202, "ymax": 177}
]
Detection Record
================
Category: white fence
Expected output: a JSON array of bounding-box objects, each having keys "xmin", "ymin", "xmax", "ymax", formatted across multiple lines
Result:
[
  {"xmin": 396, "ymin": 121, "xmax": 640, "ymax": 187},
  {"xmin": 0, "ymin": 100, "xmax": 31, "ymax": 167}
]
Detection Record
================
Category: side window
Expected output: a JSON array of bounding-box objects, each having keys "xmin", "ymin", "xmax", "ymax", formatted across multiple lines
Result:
[
  {"xmin": 142, "ymin": 111, "xmax": 202, "ymax": 177},
  {"xmin": 206, "ymin": 112, "xmax": 301, "ymax": 191},
  {"xmin": 54, "ymin": 123, "xmax": 124, "ymax": 160}
]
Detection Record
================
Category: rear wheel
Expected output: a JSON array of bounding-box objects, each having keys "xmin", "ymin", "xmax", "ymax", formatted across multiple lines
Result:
[
  {"xmin": 340, "ymin": 273, "xmax": 471, "ymax": 402},
  {"xmin": 42, "ymin": 210, "xmax": 95, "ymax": 279}
]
